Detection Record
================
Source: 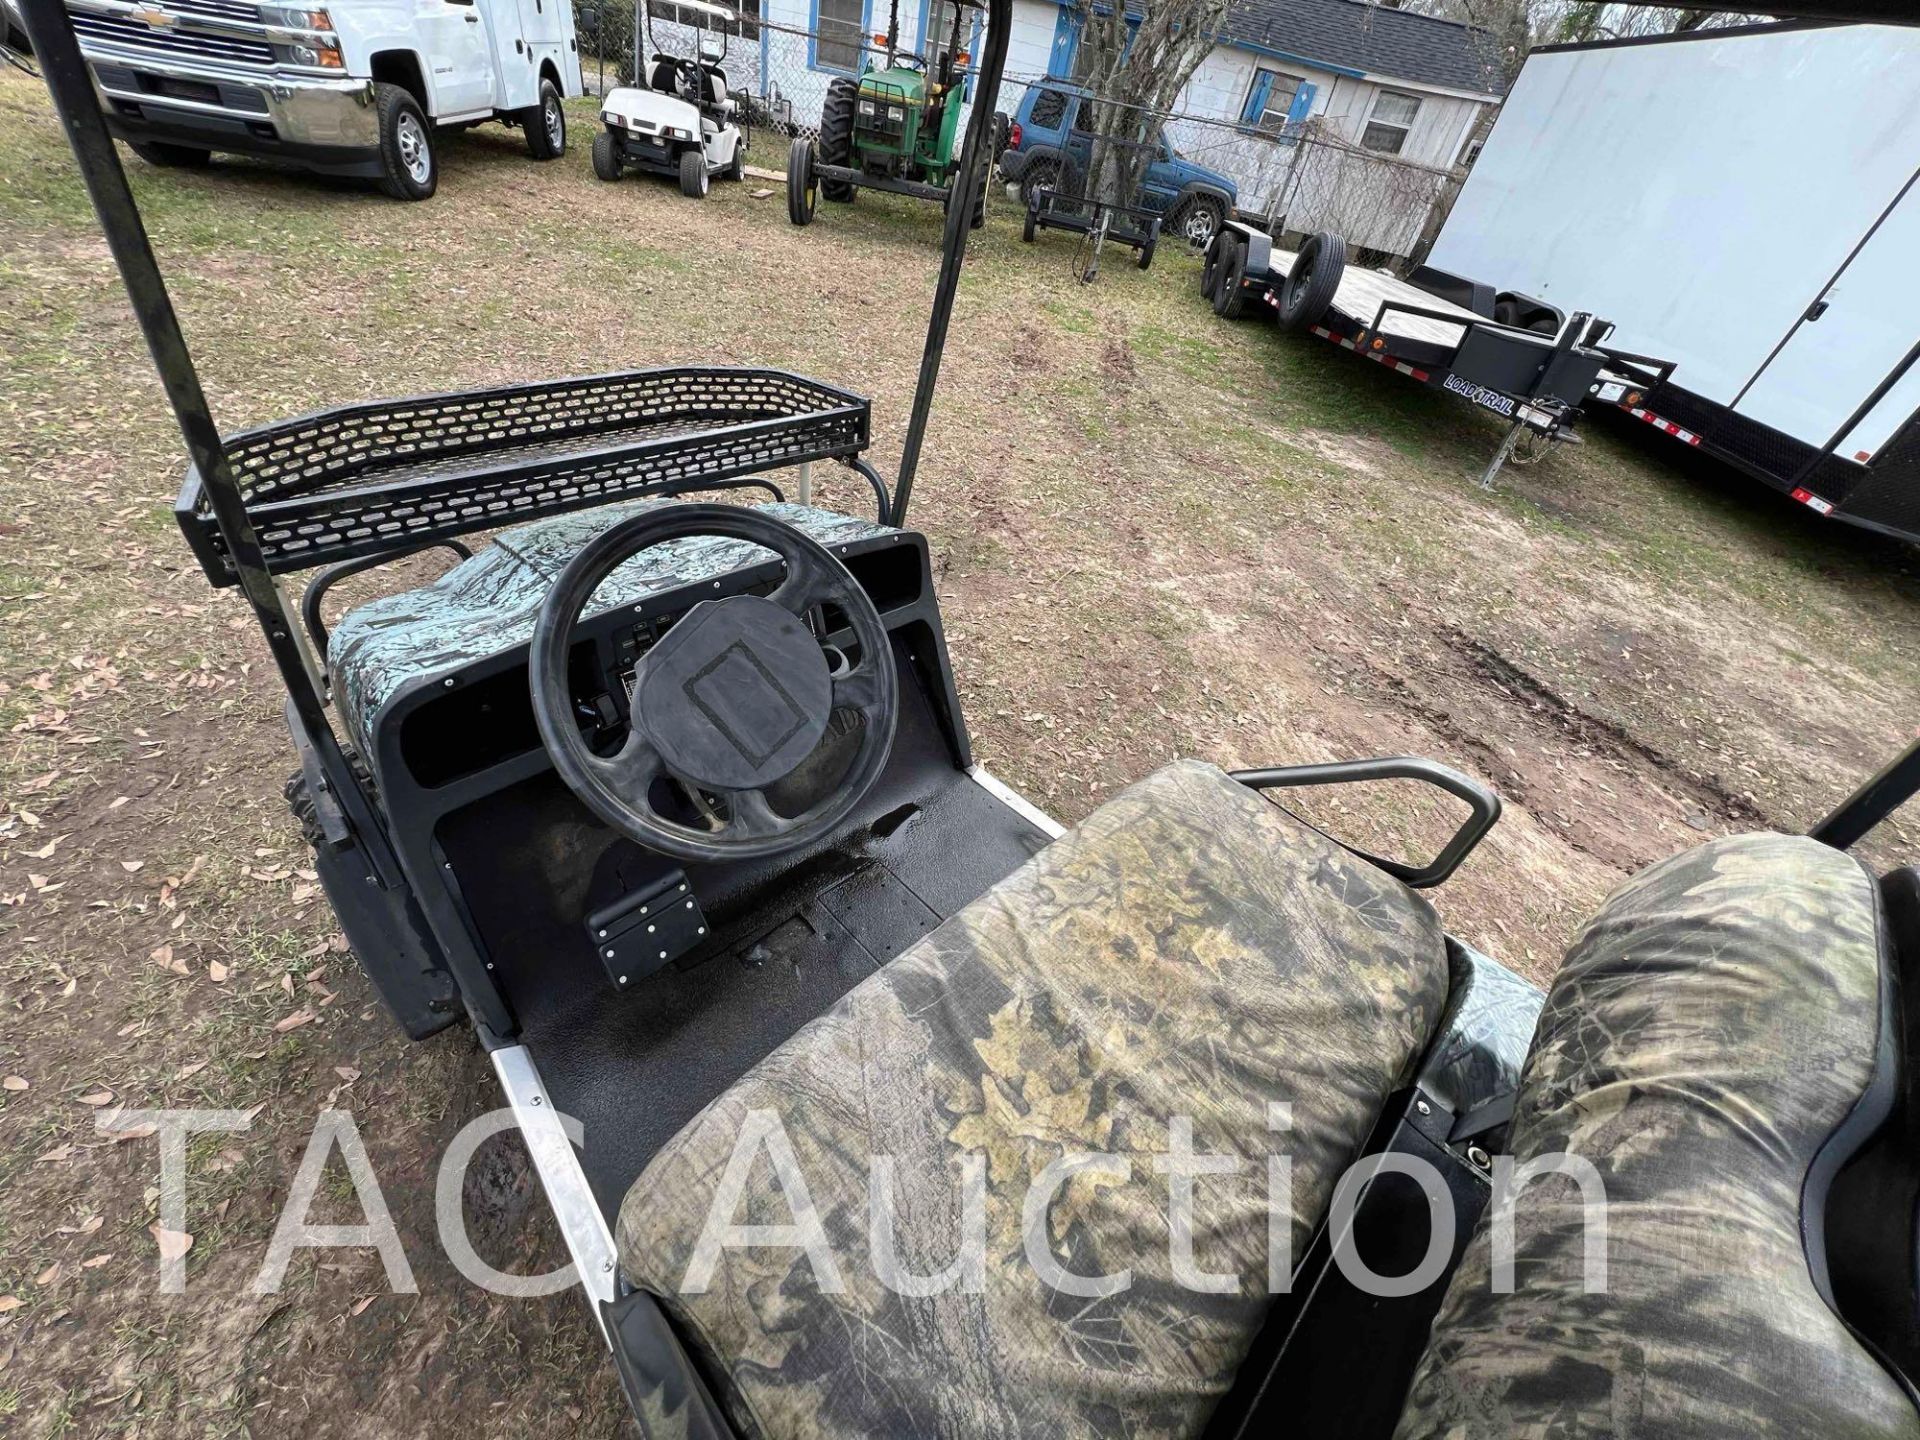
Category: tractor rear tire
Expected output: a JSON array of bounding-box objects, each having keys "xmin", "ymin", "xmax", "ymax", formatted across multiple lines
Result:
[
  {"xmin": 819, "ymin": 76, "xmax": 857, "ymax": 203},
  {"xmin": 679, "ymin": 147, "xmax": 709, "ymax": 198},
  {"xmin": 786, "ymin": 137, "xmax": 817, "ymax": 225},
  {"xmin": 1276, "ymin": 230, "xmax": 1346, "ymax": 331},
  {"xmin": 131, "ymin": 141, "xmax": 211, "ymax": 169},
  {"xmin": 591, "ymin": 131, "xmax": 623, "ymax": 182},
  {"xmin": 1212, "ymin": 238, "xmax": 1249, "ymax": 318},
  {"xmin": 522, "ymin": 77, "xmax": 566, "ymax": 160}
]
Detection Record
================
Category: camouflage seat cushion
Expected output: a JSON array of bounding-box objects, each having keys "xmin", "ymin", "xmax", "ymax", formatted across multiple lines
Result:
[
  {"xmin": 616, "ymin": 759, "xmax": 1451, "ymax": 1440},
  {"xmin": 1398, "ymin": 833, "xmax": 1920, "ymax": 1440}
]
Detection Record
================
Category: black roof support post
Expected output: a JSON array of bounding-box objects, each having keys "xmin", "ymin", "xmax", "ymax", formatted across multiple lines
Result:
[
  {"xmin": 19, "ymin": 0, "xmax": 402, "ymax": 887},
  {"xmin": 1811, "ymin": 734, "xmax": 1920, "ymax": 851},
  {"xmin": 890, "ymin": 0, "xmax": 1010, "ymax": 528}
]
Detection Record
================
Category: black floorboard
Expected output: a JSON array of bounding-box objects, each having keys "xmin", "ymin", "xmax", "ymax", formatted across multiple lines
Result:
[{"xmin": 442, "ymin": 672, "xmax": 1051, "ymax": 1222}]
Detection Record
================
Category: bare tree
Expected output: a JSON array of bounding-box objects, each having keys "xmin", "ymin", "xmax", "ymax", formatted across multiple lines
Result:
[{"xmin": 1070, "ymin": 0, "xmax": 1231, "ymax": 212}]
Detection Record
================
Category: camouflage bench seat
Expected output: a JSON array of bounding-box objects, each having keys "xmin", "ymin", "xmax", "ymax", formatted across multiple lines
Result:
[
  {"xmin": 1397, "ymin": 833, "xmax": 1920, "ymax": 1439},
  {"xmin": 616, "ymin": 759, "xmax": 1452, "ymax": 1440}
]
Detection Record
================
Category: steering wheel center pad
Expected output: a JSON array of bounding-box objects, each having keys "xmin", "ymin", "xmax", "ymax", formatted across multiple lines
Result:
[{"xmin": 636, "ymin": 594, "xmax": 833, "ymax": 790}]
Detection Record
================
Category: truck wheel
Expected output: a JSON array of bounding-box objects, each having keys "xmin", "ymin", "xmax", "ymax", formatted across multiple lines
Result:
[
  {"xmin": 1172, "ymin": 194, "xmax": 1224, "ymax": 251},
  {"xmin": 130, "ymin": 141, "xmax": 211, "ymax": 169},
  {"xmin": 679, "ymin": 147, "xmax": 709, "ymax": 198},
  {"xmin": 1212, "ymin": 238, "xmax": 1248, "ymax": 318},
  {"xmin": 1018, "ymin": 157, "xmax": 1060, "ymax": 208},
  {"xmin": 786, "ymin": 138, "xmax": 816, "ymax": 225},
  {"xmin": 522, "ymin": 77, "xmax": 566, "ymax": 161},
  {"xmin": 1277, "ymin": 230, "xmax": 1346, "ymax": 331},
  {"xmin": 374, "ymin": 83, "xmax": 436, "ymax": 201},
  {"xmin": 592, "ymin": 130, "xmax": 623, "ymax": 182},
  {"xmin": 1022, "ymin": 200, "xmax": 1037, "ymax": 243},
  {"xmin": 818, "ymin": 76, "xmax": 856, "ymax": 202},
  {"xmin": 990, "ymin": 110, "xmax": 1010, "ymax": 162}
]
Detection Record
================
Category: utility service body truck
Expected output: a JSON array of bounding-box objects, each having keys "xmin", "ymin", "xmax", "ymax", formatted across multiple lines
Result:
[
  {"xmin": 1428, "ymin": 21, "xmax": 1920, "ymax": 540},
  {"xmin": 63, "ymin": 0, "xmax": 583, "ymax": 199}
]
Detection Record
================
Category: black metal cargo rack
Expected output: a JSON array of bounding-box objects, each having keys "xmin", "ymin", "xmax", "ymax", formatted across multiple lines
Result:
[{"xmin": 173, "ymin": 366, "xmax": 872, "ymax": 586}]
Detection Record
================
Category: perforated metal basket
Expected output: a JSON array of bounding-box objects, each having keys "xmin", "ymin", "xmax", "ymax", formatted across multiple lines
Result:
[{"xmin": 173, "ymin": 367, "xmax": 871, "ymax": 586}]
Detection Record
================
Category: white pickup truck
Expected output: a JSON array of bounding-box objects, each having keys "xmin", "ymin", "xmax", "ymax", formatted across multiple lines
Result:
[{"xmin": 61, "ymin": 0, "xmax": 583, "ymax": 199}]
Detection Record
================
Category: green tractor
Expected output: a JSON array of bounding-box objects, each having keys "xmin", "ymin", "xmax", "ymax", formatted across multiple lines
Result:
[{"xmin": 786, "ymin": 0, "xmax": 1006, "ymax": 229}]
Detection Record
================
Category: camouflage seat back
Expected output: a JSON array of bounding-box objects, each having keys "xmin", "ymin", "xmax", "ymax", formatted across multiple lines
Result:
[
  {"xmin": 1397, "ymin": 834, "xmax": 1920, "ymax": 1440},
  {"xmin": 616, "ymin": 759, "xmax": 1451, "ymax": 1440}
]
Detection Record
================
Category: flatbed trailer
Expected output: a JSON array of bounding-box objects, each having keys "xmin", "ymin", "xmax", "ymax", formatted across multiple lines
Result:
[{"xmin": 1207, "ymin": 220, "xmax": 1672, "ymax": 486}]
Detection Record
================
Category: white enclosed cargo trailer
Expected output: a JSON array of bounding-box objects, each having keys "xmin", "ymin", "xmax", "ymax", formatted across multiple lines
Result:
[{"xmin": 1428, "ymin": 21, "xmax": 1920, "ymax": 540}]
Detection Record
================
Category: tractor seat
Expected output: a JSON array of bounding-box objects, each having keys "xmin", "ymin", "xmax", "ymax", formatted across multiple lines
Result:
[
  {"xmin": 616, "ymin": 759, "xmax": 1452, "ymax": 1438},
  {"xmin": 1397, "ymin": 833, "xmax": 1920, "ymax": 1439}
]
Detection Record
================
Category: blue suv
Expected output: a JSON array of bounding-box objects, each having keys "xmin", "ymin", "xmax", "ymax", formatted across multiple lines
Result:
[{"xmin": 997, "ymin": 79, "xmax": 1239, "ymax": 248}]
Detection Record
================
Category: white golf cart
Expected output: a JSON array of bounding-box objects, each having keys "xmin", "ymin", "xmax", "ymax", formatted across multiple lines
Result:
[{"xmin": 592, "ymin": 0, "xmax": 746, "ymax": 198}]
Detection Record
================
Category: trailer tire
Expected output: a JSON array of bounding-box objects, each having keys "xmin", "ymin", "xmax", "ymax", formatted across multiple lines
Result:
[
  {"xmin": 522, "ymin": 77, "xmax": 566, "ymax": 160},
  {"xmin": 1212, "ymin": 238, "xmax": 1249, "ymax": 318},
  {"xmin": 591, "ymin": 130, "xmax": 623, "ymax": 182},
  {"xmin": 1137, "ymin": 222, "xmax": 1157, "ymax": 271},
  {"xmin": 786, "ymin": 137, "xmax": 817, "ymax": 225},
  {"xmin": 1018, "ymin": 156, "xmax": 1062, "ymax": 209},
  {"xmin": 131, "ymin": 141, "xmax": 212, "ymax": 169},
  {"xmin": 1201, "ymin": 231, "xmax": 1228, "ymax": 299},
  {"xmin": 1022, "ymin": 199, "xmax": 1038, "ymax": 243},
  {"xmin": 819, "ymin": 76, "xmax": 857, "ymax": 202},
  {"xmin": 679, "ymin": 147, "xmax": 709, "ymax": 198},
  {"xmin": 374, "ymin": 83, "xmax": 437, "ymax": 201},
  {"xmin": 1277, "ymin": 230, "xmax": 1346, "ymax": 332}
]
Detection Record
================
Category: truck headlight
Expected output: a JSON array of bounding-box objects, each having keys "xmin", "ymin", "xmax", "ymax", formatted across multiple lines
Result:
[
  {"xmin": 264, "ymin": 6, "xmax": 343, "ymax": 68},
  {"xmin": 857, "ymin": 100, "xmax": 875, "ymax": 116},
  {"xmin": 886, "ymin": 105, "xmax": 904, "ymax": 122}
]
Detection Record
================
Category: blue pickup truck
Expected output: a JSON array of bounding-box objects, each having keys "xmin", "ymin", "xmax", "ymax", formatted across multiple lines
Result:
[{"xmin": 996, "ymin": 79, "xmax": 1239, "ymax": 249}]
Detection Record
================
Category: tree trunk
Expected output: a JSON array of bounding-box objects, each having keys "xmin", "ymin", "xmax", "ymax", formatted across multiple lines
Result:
[{"xmin": 1070, "ymin": 0, "xmax": 1230, "ymax": 212}]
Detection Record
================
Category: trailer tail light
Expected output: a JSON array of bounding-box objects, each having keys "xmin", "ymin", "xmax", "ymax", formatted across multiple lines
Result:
[
  {"xmin": 1008, "ymin": 121, "xmax": 1021, "ymax": 148},
  {"xmin": 1625, "ymin": 391, "xmax": 1642, "ymax": 407}
]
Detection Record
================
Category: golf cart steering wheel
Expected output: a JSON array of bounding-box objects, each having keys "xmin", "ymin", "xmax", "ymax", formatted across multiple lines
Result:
[{"xmin": 530, "ymin": 506, "xmax": 899, "ymax": 864}]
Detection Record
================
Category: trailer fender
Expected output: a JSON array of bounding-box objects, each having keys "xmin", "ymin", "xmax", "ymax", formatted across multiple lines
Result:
[{"xmin": 1217, "ymin": 219, "xmax": 1272, "ymax": 283}]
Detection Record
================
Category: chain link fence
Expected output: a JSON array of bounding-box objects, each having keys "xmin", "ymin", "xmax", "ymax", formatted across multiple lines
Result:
[{"xmin": 570, "ymin": 2, "xmax": 1464, "ymax": 264}]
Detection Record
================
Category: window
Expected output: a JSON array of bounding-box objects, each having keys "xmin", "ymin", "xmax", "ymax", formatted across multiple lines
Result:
[
  {"xmin": 1243, "ymin": 67, "xmax": 1303, "ymax": 135},
  {"xmin": 924, "ymin": 0, "xmax": 970, "ymax": 75},
  {"xmin": 1028, "ymin": 86, "xmax": 1070, "ymax": 130},
  {"xmin": 813, "ymin": 0, "xmax": 865, "ymax": 73},
  {"xmin": 649, "ymin": 0, "xmax": 759, "ymax": 41},
  {"xmin": 1361, "ymin": 90, "xmax": 1420, "ymax": 155}
]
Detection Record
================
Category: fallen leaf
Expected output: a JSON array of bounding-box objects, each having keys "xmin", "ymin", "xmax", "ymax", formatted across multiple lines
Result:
[
  {"xmin": 273, "ymin": 1010, "xmax": 315, "ymax": 1033},
  {"xmin": 207, "ymin": 960, "xmax": 229, "ymax": 983},
  {"xmin": 2, "ymin": 1075, "xmax": 27, "ymax": 1092},
  {"xmin": 149, "ymin": 1225, "xmax": 192, "ymax": 1262},
  {"xmin": 81, "ymin": 1254, "xmax": 111, "ymax": 1269},
  {"xmin": 33, "ymin": 1262, "xmax": 60, "ymax": 1286},
  {"xmin": 174, "ymin": 1061, "xmax": 208, "ymax": 1081},
  {"xmin": 120, "ymin": 860, "xmax": 145, "ymax": 873},
  {"xmin": 104, "ymin": 1123, "xmax": 158, "ymax": 1144},
  {"xmin": 333, "ymin": 1066, "xmax": 360, "ymax": 1084},
  {"xmin": 0, "ymin": 1296, "xmax": 20, "ymax": 1314},
  {"xmin": 349, "ymin": 1294, "xmax": 376, "ymax": 1317},
  {"xmin": 21, "ymin": 834, "xmax": 66, "ymax": 860},
  {"xmin": 35, "ymin": 1144, "xmax": 75, "ymax": 1164},
  {"xmin": 76, "ymin": 1090, "xmax": 114, "ymax": 1107}
]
